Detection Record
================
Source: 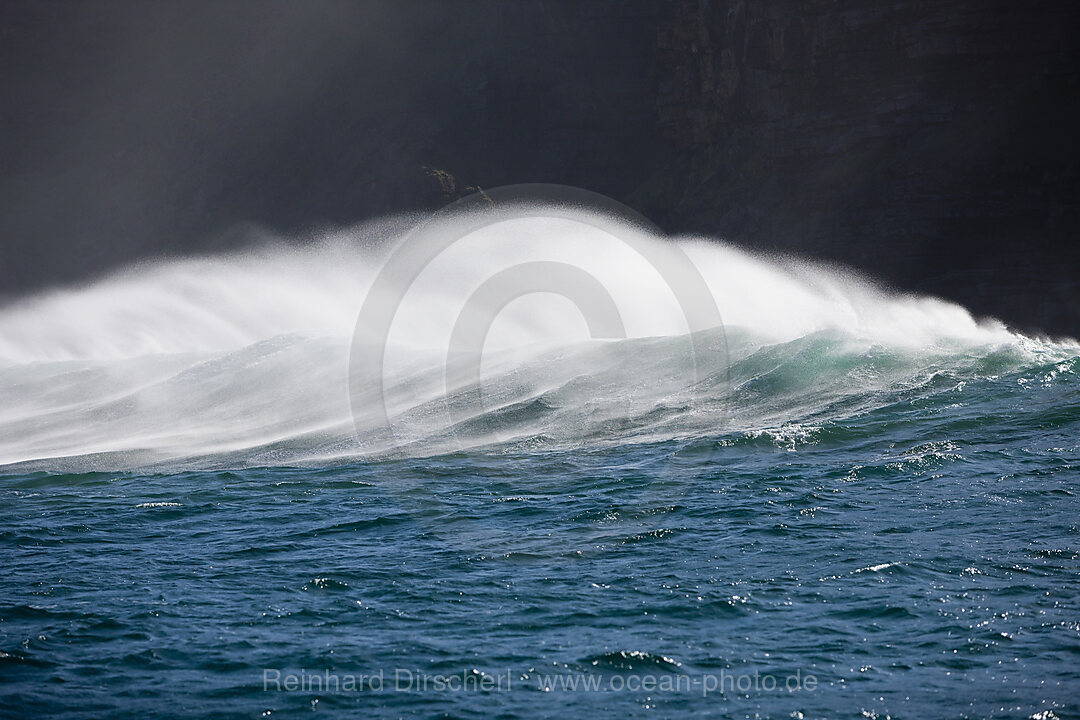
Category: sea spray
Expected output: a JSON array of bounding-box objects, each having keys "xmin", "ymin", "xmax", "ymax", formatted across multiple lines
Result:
[{"xmin": 0, "ymin": 202, "xmax": 1074, "ymax": 470}]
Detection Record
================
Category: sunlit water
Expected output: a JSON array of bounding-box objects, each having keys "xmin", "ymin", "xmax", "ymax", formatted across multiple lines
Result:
[{"xmin": 1, "ymin": 212, "xmax": 1078, "ymax": 718}]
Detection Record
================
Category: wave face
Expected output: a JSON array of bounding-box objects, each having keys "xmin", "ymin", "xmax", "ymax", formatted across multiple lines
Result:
[{"xmin": 0, "ymin": 209, "xmax": 1076, "ymax": 471}]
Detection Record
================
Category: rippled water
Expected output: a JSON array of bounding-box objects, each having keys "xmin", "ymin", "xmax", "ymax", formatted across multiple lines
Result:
[
  {"xmin": 2, "ymin": 210, "xmax": 1079, "ymax": 717},
  {"xmin": 3, "ymin": 354, "xmax": 1078, "ymax": 718}
]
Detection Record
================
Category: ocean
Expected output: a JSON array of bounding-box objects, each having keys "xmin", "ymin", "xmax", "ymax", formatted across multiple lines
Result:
[{"xmin": 1, "ymin": 205, "xmax": 1078, "ymax": 718}]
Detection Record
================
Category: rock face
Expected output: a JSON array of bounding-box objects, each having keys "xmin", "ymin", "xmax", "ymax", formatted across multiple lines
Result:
[
  {"xmin": 2, "ymin": 0, "xmax": 1078, "ymax": 335},
  {"xmin": 640, "ymin": 0, "xmax": 1080, "ymax": 335}
]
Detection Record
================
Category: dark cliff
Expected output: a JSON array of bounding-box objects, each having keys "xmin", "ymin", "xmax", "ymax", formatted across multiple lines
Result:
[
  {"xmin": 639, "ymin": 0, "xmax": 1080, "ymax": 336},
  {"xmin": 2, "ymin": 0, "xmax": 1078, "ymax": 335}
]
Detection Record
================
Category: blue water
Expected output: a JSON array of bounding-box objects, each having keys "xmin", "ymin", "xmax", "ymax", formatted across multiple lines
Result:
[
  {"xmin": 2, "ymin": 219, "xmax": 1080, "ymax": 717},
  {"xmin": 3, "ymin": 349, "xmax": 1079, "ymax": 718}
]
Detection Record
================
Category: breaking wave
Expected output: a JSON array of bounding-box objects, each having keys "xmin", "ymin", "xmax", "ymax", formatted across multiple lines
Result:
[{"xmin": 0, "ymin": 207, "xmax": 1075, "ymax": 471}]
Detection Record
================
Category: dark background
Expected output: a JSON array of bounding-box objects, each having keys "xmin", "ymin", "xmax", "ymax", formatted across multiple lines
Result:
[{"xmin": 2, "ymin": 0, "xmax": 1078, "ymax": 335}]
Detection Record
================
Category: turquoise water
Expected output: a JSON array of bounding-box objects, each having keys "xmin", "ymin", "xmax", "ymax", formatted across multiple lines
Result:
[{"xmin": 2, "ymin": 340, "xmax": 1078, "ymax": 718}]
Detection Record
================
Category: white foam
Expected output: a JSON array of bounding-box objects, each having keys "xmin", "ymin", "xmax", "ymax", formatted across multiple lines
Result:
[{"xmin": 0, "ymin": 207, "xmax": 1073, "ymax": 469}]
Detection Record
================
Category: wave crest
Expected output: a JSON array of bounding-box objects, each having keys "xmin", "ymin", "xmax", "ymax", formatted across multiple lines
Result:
[{"xmin": 0, "ymin": 209, "xmax": 1074, "ymax": 470}]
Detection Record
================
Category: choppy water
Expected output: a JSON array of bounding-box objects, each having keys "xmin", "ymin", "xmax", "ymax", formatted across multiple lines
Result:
[{"xmin": 1, "ymin": 206, "xmax": 1079, "ymax": 717}]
